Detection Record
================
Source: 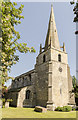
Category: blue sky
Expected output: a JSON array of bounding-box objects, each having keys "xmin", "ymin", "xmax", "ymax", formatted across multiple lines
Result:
[{"xmin": 6, "ymin": 2, "xmax": 76, "ymax": 86}]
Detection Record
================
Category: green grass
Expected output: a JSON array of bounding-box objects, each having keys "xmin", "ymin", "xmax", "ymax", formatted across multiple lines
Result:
[{"xmin": 2, "ymin": 107, "xmax": 76, "ymax": 118}]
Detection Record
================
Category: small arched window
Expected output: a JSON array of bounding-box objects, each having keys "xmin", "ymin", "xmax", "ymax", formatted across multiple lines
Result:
[
  {"xmin": 29, "ymin": 74, "xmax": 31, "ymax": 81},
  {"xmin": 58, "ymin": 54, "xmax": 61, "ymax": 62},
  {"xmin": 43, "ymin": 54, "xmax": 46, "ymax": 63},
  {"xmin": 26, "ymin": 90, "xmax": 31, "ymax": 99}
]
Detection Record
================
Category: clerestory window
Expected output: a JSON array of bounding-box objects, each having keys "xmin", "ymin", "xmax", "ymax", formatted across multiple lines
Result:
[{"xmin": 58, "ymin": 54, "xmax": 61, "ymax": 62}]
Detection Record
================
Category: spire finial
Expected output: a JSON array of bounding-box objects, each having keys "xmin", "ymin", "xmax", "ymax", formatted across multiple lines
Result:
[{"xmin": 51, "ymin": 4, "xmax": 53, "ymax": 8}]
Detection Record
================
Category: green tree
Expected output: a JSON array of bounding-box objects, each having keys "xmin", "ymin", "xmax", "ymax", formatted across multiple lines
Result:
[
  {"xmin": 72, "ymin": 76, "xmax": 77, "ymax": 88},
  {"xmin": 72, "ymin": 76, "xmax": 78, "ymax": 105},
  {"xmin": 70, "ymin": 0, "xmax": 78, "ymax": 34},
  {"xmin": 0, "ymin": 2, "xmax": 35, "ymax": 85},
  {"xmin": 70, "ymin": 0, "xmax": 78, "ymax": 105}
]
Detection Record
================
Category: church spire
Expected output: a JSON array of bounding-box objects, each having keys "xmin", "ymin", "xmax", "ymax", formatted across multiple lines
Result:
[{"xmin": 45, "ymin": 5, "xmax": 60, "ymax": 50}]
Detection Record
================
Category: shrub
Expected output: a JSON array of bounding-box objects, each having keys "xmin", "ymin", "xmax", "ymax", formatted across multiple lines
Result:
[
  {"xmin": 72, "ymin": 108, "xmax": 76, "ymax": 111},
  {"xmin": 55, "ymin": 106, "xmax": 72, "ymax": 112},
  {"xmin": 72, "ymin": 106, "xmax": 76, "ymax": 111},
  {"xmin": 55, "ymin": 106, "xmax": 63, "ymax": 111},
  {"xmin": 62, "ymin": 106, "xmax": 72, "ymax": 112}
]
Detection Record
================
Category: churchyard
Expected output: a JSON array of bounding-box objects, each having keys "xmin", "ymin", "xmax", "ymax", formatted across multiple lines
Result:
[{"xmin": 2, "ymin": 107, "xmax": 76, "ymax": 118}]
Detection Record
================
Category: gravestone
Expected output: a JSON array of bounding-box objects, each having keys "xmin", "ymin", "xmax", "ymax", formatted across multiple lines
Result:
[{"xmin": 34, "ymin": 106, "xmax": 47, "ymax": 113}]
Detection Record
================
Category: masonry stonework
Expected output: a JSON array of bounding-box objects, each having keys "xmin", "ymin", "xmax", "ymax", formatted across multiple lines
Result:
[{"xmin": 7, "ymin": 6, "xmax": 75, "ymax": 110}]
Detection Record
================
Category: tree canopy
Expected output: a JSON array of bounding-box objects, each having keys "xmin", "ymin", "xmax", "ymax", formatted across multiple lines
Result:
[
  {"xmin": 0, "ymin": 2, "xmax": 35, "ymax": 85},
  {"xmin": 70, "ymin": 0, "xmax": 78, "ymax": 34}
]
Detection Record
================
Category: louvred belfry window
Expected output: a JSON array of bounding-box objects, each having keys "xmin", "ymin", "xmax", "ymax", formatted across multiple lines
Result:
[
  {"xmin": 58, "ymin": 54, "xmax": 61, "ymax": 62},
  {"xmin": 43, "ymin": 54, "xmax": 46, "ymax": 63}
]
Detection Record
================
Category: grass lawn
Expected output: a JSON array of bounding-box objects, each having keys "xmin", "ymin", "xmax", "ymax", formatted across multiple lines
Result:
[{"xmin": 2, "ymin": 107, "xmax": 76, "ymax": 118}]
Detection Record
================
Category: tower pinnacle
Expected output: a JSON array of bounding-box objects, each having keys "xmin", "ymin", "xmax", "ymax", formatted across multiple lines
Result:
[{"xmin": 45, "ymin": 5, "xmax": 60, "ymax": 50}]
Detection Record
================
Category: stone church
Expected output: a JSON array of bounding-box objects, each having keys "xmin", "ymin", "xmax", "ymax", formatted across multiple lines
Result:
[{"xmin": 7, "ymin": 5, "xmax": 75, "ymax": 110}]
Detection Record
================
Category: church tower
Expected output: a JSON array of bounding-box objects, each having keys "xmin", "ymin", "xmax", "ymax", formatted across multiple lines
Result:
[
  {"xmin": 35, "ymin": 5, "xmax": 75, "ymax": 110},
  {"xmin": 6, "ymin": 5, "xmax": 75, "ymax": 109}
]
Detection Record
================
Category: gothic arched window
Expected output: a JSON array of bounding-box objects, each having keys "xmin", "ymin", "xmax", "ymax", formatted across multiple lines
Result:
[
  {"xmin": 43, "ymin": 54, "xmax": 46, "ymax": 63},
  {"xmin": 58, "ymin": 54, "xmax": 61, "ymax": 62},
  {"xmin": 26, "ymin": 90, "xmax": 31, "ymax": 99}
]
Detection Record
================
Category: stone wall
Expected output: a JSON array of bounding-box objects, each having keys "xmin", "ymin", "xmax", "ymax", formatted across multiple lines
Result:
[
  {"xmin": 7, "ymin": 91, "xmax": 18, "ymax": 107},
  {"xmin": 35, "ymin": 50, "xmax": 50, "ymax": 107},
  {"xmin": 8, "ymin": 69, "xmax": 36, "ymax": 107},
  {"xmin": 52, "ymin": 61, "xmax": 69, "ymax": 107},
  {"xmin": 17, "ymin": 86, "xmax": 36, "ymax": 107},
  {"xmin": 11, "ymin": 69, "xmax": 35, "ymax": 89},
  {"xmin": 67, "ymin": 65, "xmax": 75, "ymax": 105},
  {"xmin": 46, "ymin": 48, "xmax": 70, "ymax": 110}
]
